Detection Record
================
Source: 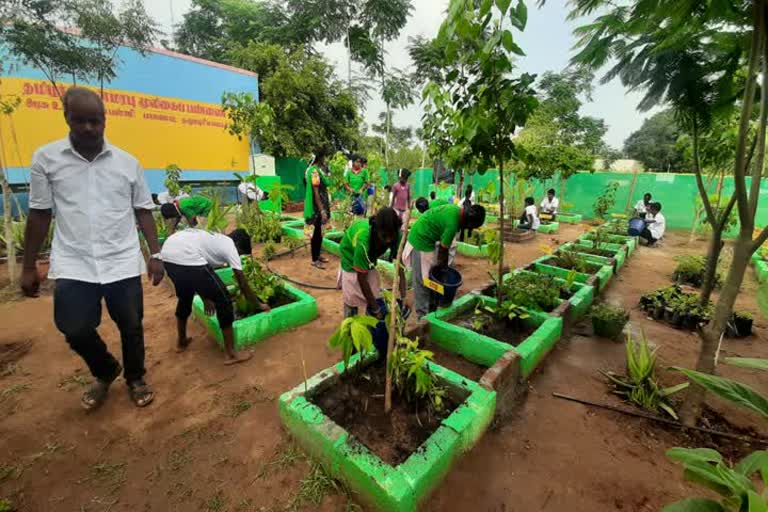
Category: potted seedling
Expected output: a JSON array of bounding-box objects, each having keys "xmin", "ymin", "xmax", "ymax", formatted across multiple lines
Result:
[
  {"xmin": 728, "ymin": 311, "xmax": 753, "ymax": 338},
  {"xmin": 591, "ymin": 303, "xmax": 629, "ymax": 340}
]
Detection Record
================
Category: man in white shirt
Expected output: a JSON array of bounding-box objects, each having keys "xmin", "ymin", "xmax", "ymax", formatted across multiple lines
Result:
[
  {"xmin": 634, "ymin": 192, "xmax": 653, "ymax": 218},
  {"xmin": 237, "ymin": 181, "xmax": 265, "ymax": 203},
  {"xmin": 21, "ymin": 88, "xmax": 164, "ymax": 410},
  {"xmin": 519, "ymin": 196, "xmax": 540, "ymax": 231},
  {"xmin": 540, "ymin": 188, "xmax": 559, "ymax": 219},
  {"xmin": 640, "ymin": 202, "xmax": 665, "ymax": 246},
  {"xmin": 162, "ymin": 228, "xmax": 269, "ymax": 364}
]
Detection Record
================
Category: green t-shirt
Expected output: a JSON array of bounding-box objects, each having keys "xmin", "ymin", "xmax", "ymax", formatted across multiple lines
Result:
[
  {"xmin": 178, "ymin": 196, "xmax": 212, "ymax": 218},
  {"xmin": 340, "ymin": 220, "xmax": 400, "ymax": 273},
  {"xmin": 345, "ymin": 168, "xmax": 369, "ymax": 194},
  {"xmin": 408, "ymin": 204, "xmax": 461, "ymax": 252},
  {"xmin": 429, "ymin": 198, "xmax": 449, "ymax": 209},
  {"xmin": 303, "ymin": 165, "xmax": 330, "ymax": 220}
]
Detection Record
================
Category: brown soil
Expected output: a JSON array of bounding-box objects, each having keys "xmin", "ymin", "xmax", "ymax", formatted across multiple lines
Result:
[
  {"xmin": 309, "ymin": 362, "xmax": 460, "ymax": 466},
  {"xmin": 0, "ymin": 224, "xmax": 765, "ymax": 512},
  {"xmin": 421, "ymin": 338, "xmax": 488, "ymax": 382},
  {"xmin": 452, "ymin": 314, "xmax": 536, "ymax": 346},
  {"xmin": 576, "ymin": 246, "xmax": 617, "ymax": 258}
]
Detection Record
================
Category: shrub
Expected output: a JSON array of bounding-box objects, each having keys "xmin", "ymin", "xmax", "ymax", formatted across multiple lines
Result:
[
  {"xmin": 672, "ymin": 255, "xmax": 721, "ymax": 288},
  {"xmin": 502, "ymin": 273, "xmax": 561, "ymax": 312}
]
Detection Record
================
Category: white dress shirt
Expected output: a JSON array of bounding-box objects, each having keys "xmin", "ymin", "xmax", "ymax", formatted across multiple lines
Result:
[{"xmin": 29, "ymin": 138, "xmax": 155, "ymax": 284}]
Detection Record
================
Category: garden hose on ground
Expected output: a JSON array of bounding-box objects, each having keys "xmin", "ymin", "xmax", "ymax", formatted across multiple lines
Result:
[{"xmin": 264, "ymin": 242, "xmax": 339, "ymax": 290}]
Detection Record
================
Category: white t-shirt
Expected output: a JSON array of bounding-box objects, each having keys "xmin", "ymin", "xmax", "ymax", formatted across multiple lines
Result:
[
  {"xmin": 157, "ymin": 191, "xmax": 189, "ymax": 204},
  {"xmin": 525, "ymin": 204, "xmax": 540, "ymax": 230},
  {"xmin": 161, "ymin": 229, "xmax": 243, "ymax": 270},
  {"xmin": 635, "ymin": 200, "xmax": 649, "ymax": 214},
  {"xmin": 458, "ymin": 191, "xmax": 476, "ymax": 207},
  {"xmin": 649, "ymin": 212, "xmax": 666, "ymax": 239},
  {"xmin": 540, "ymin": 196, "xmax": 559, "ymax": 213},
  {"xmin": 238, "ymin": 182, "xmax": 264, "ymax": 201}
]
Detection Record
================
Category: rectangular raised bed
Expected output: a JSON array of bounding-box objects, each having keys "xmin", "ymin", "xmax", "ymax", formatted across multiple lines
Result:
[
  {"xmin": 561, "ymin": 241, "xmax": 626, "ymax": 271},
  {"xmin": 580, "ymin": 232, "xmax": 637, "ymax": 256},
  {"xmin": 192, "ymin": 268, "xmax": 318, "ymax": 349},
  {"xmin": 557, "ymin": 243, "xmax": 619, "ymax": 273},
  {"xmin": 558, "ymin": 213, "xmax": 583, "ymax": 224},
  {"xmin": 456, "ymin": 241, "xmax": 489, "ymax": 258},
  {"xmin": 279, "ymin": 354, "xmax": 496, "ymax": 512},
  {"xmin": 537, "ymin": 221, "xmax": 560, "ymax": 234},
  {"xmin": 531, "ymin": 255, "xmax": 613, "ymax": 293},
  {"xmin": 505, "ymin": 269, "xmax": 595, "ymax": 322},
  {"xmin": 321, "ymin": 231, "xmax": 344, "ymax": 257},
  {"xmin": 574, "ymin": 239, "xmax": 629, "ymax": 267},
  {"xmin": 425, "ymin": 293, "xmax": 563, "ymax": 378}
]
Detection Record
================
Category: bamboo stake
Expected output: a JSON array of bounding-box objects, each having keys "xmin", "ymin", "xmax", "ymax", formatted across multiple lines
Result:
[{"xmin": 384, "ymin": 218, "xmax": 410, "ymax": 414}]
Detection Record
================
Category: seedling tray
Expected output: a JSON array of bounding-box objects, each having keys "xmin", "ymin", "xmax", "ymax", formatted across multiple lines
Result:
[
  {"xmin": 279, "ymin": 354, "xmax": 496, "ymax": 512},
  {"xmin": 558, "ymin": 213, "xmax": 583, "ymax": 224},
  {"xmin": 192, "ymin": 268, "xmax": 318, "ymax": 350},
  {"xmin": 530, "ymin": 255, "xmax": 613, "ymax": 293},
  {"xmin": 456, "ymin": 241, "xmax": 489, "ymax": 258},
  {"xmin": 425, "ymin": 293, "xmax": 563, "ymax": 378}
]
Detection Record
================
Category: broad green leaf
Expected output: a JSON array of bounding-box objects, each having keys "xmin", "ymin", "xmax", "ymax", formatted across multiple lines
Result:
[
  {"xmin": 495, "ymin": 0, "xmax": 512, "ymax": 15},
  {"xmin": 673, "ymin": 367, "xmax": 768, "ymax": 418},
  {"xmin": 515, "ymin": 1, "xmax": 528, "ymax": 29},
  {"xmin": 351, "ymin": 322, "xmax": 372, "ymax": 352},
  {"xmin": 747, "ymin": 491, "xmax": 767, "ymax": 512},
  {"xmin": 661, "ymin": 498, "xmax": 725, "ymax": 512},
  {"xmin": 502, "ymin": 30, "xmax": 515, "ymax": 53},
  {"xmin": 355, "ymin": 316, "xmax": 379, "ymax": 328},
  {"xmin": 723, "ymin": 357, "xmax": 768, "ymax": 371},
  {"xmin": 661, "ymin": 382, "xmax": 690, "ymax": 396},
  {"xmin": 682, "ymin": 466, "xmax": 731, "ymax": 498},
  {"xmin": 658, "ymin": 402, "xmax": 679, "ymax": 420},
  {"xmin": 735, "ymin": 451, "xmax": 768, "ymax": 477},
  {"xmin": 667, "ymin": 447, "xmax": 724, "ymax": 466},
  {"xmin": 480, "ymin": 0, "xmax": 494, "ymax": 17},
  {"xmin": 328, "ymin": 328, "xmax": 342, "ymax": 348}
]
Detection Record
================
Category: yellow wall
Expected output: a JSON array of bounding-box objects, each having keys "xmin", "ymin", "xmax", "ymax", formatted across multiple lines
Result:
[{"xmin": 0, "ymin": 78, "xmax": 250, "ymax": 171}]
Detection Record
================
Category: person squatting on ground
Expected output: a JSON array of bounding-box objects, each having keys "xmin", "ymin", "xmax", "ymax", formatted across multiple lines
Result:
[
  {"xmin": 338, "ymin": 208, "xmax": 408, "ymax": 319},
  {"xmin": 161, "ymin": 228, "xmax": 269, "ymax": 364},
  {"xmin": 540, "ymin": 188, "xmax": 559, "ymax": 220},
  {"xmin": 160, "ymin": 195, "xmax": 213, "ymax": 235},
  {"xmin": 22, "ymin": 87, "xmax": 163, "ymax": 410},
  {"xmin": 404, "ymin": 203, "xmax": 486, "ymax": 318},
  {"xmin": 634, "ymin": 192, "xmax": 653, "ymax": 219},
  {"xmin": 639, "ymin": 202, "xmax": 666, "ymax": 246},
  {"xmin": 304, "ymin": 151, "xmax": 332, "ymax": 269},
  {"xmin": 519, "ymin": 197, "xmax": 540, "ymax": 231},
  {"xmin": 389, "ymin": 169, "xmax": 412, "ymax": 224}
]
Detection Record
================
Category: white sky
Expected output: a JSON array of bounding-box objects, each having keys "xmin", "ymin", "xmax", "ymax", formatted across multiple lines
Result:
[{"xmin": 144, "ymin": 0, "xmax": 657, "ymax": 149}]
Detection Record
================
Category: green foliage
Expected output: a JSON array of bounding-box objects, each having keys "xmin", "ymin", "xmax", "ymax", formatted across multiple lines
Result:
[
  {"xmin": 624, "ymin": 111, "xmax": 691, "ymax": 172},
  {"xmin": 484, "ymin": 229, "xmax": 502, "ymax": 265},
  {"xmin": 223, "ymin": 43, "xmax": 359, "ymax": 158},
  {"xmin": 592, "ymin": 182, "xmax": 619, "ymax": 220},
  {"xmin": 502, "ymin": 273, "xmax": 560, "ymax": 312},
  {"xmin": 673, "ymin": 255, "xmax": 722, "ymax": 289},
  {"xmin": 695, "ymin": 193, "xmax": 739, "ymax": 236},
  {"xmin": 604, "ymin": 332, "xmax": 688, "ymax": 419},
  {"xmin": 328, "ymin": 316, "xmax": 378, "ymax": 370},
  {"xmin": 388, "ymin": 336, "xmax": 445, "ymax": 411},
  {"xmin": 663, "ymin": 448, "xmax": 768, "ymax": 512},
  {"xmin": 332, "ymin": 198, "xmax": 356, "ymax": 233},
  {"xmin": 164, "ymin": 164, "xmax": 190, "ymax": 197},
  {"xmin": 0, "ymin": 212, "xmax": 53, "ymax": 255},
  {"xmin": 552, "ymin": 250, "xmax": 590, "ymax": 273},
  {"xmin": 235, "ymin": 257, "xmax": 284, "ymax": 315},
  {"xmin": 262, "ymin": 241, "xmax": 276, "ymax": 261},
  {"xmin": 202, "ymin": 193, "xmax": 233, "ymax": 234},
  {"xmin": 0, "ymin": 499, "xmax": 14, "ymax": 512},
  {"xmin": 474, "ymin": 301, "xmax": 530, "ymax": 331},
  {"xmin": 590, "ymin": 303, "xmax": 628, "ymax": 325},
  {"xmin": 153, "ymin": 211, "xmax": 167, "ymax": 240},
  {"xmin": 672, "ymin": 367, "xmax": 768, "ymax": 419},
  {"xmin": 723, "ymin": 357, "xmax": 768, "ymax": 371}
]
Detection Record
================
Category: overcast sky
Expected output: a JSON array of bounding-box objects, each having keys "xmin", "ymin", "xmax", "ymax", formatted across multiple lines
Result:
[{"xmin": 143, "ymin": 0, "xmax": 656, "ymax": 149}]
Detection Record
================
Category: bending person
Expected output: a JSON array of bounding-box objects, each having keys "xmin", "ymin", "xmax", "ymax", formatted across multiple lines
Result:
[
  {"xmin": 160, "ymin": 195, "xmax": 213, "ymax": 235},
  {"xmin": 161, "ymin": 228, "xmax": 269, "ymax": 364}
]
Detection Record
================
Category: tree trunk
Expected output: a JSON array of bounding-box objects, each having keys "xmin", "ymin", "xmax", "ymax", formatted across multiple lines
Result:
[
  {"xmin": 385, "ymin": 104, "xmax": 391, "ymax": 170},
  {"xmin": 497, "ymin": 161, "xmax": 505, "ymax": 302},
  {"xmin": 680, "ymin": 231, "xmax": 751, "ymax": 426},
  {"xmin": 384, "ymin": 221, "xmax": 409, "ymax": 414},
  {"xmin": 699, "ymin": 231, "xmax": 723, "ymax": 304}
]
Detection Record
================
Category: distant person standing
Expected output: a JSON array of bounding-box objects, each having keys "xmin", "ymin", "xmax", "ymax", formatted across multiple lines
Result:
[
  {"xmin": 21, "ymin": 87, "xmax": 163, "ymax": 410},
  {"xmin": 458, "ymin": 185, "xmax": 475, "ymax": 242},
  {"xmin": 634, "ymin": 192, "xmax": 653, "ymax": 219},
  {"xmin": 389, "ymin": 169, "xmax": 412, "ymax": 223},
  {"xmin": 345, "ymin": 154, "xmax": 370, "ymax": 215},
  {"xmin": 304, "ymin": 151, "xmax": 331, "ymax": 269}
]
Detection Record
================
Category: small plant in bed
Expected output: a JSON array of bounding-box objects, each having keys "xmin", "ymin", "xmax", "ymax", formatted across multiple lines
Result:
[
  {"xmin": 311, "ymin": 320, "xmax": 456, "ymax": 466},
  {"xmin": 502, "ymin": 273, "xmax": 561, "ymax": 312},
  {"xmin": 672, "ymin": 255, "xmax": 721, "ymax": 288},
  {"xmin": 452, "ymin": 300, "xmax": 535, "ymax": 346},
  {"xmin": 590, "ymin": 303, "xmax": 629, "ymax": 339},
  {"xmin": 551, "ymin": 250, "xmax": 600, "ymax": 274},
  {"xmin": 232, "ymin": 259, "xmax": 292, "ymax": 317}
]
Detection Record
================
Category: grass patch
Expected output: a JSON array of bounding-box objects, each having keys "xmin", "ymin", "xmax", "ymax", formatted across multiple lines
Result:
[
  {"xmin": 0, "ymin": 363, "xmax": 17, "ymax": 378},
  {"xmin": 58, "ymin": 373, "xmax": 90, "ymax": 391},
  {"xmin": 256, "ymin": 442, "xmax": 304, "ymax": 479},
  {"xmin": 229, "ymin": 399, "xmax": 253, "ymax": 418},
  {"xmin": 0, "ymin": 498, "xmax": 15, "ymax": 512},
  {"xmin": 289, "ymin": 462, "xmax": 361, "ymax": 512},
  {"xmin": 0, "ymin": 463, "xmax": 20, "ymax": 482},
  {"xmin": 166, "ymin": 449, "xmax": 192, "ymax": 472},
  {"xmin": 90, "ymin": 461, "xmax": 127, "ymax": 493},
  {"xmin": 0, "ymin": 384, "xmax": 29, "ymax": 403},
  {"xmin": 204, "ymin": 490, "xmax": 226, "ymax": 512}
]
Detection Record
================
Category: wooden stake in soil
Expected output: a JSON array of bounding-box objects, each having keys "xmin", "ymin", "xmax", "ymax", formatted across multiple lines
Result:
[
  {"xmin": 384, "ymin": 219, "xmax": 410, "ymax": 414},
  {"xmin": 497, "ymin": 161, "xmax": 505, "ymax": 302}
]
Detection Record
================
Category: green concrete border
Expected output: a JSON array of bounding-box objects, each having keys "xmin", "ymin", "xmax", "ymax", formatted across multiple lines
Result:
[
  {"xmin": 557, "ymin": 243, "xmax": 619, "ymax": 273},
  {"xmin": 456, "ymin": 241, "xmax": 489, "ymax": 258},
  {"xmin": 575, "ymin": 239, "xmax": 630, "ymax": 267},
  {"xmin": 558, "ymin": 213, "xmax": 583, "ymax": 224},
  {"xmin": 424, "ymin": 293, "xmax": 563, "ymax": 378},
  {"xmin": 191, "ymin": 272, "xmax": 318, "ymax": 350},
  {"xmin": 579, "ymin": 232, "xmax": 637, "ymax": 256},
  {"xmin": 537, "ymin": 221, "xmax": 560, "ymax": 234},
  {"xmin": 531, "ymin": 255, "xmax": 613, "ymax": 292},
  {"xmin": 507, "ymin": 270, "xmax": 595, "ymax": 322},
  {"xmin": 278, "ymin": 355, "xmax": 496, "ymax": 512},
  {"xmin": 564, "ymin": 241, "xmax": 626, "ymax": 271},
  {"xmin": 322, "ymin": 231, "xmax": 344, "ymax": 257}
]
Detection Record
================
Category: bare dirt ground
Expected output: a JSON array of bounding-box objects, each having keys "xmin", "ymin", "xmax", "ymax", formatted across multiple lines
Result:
[{"xmin": 0, "ymin": 225, "xmax": 765, "ymax": 512}]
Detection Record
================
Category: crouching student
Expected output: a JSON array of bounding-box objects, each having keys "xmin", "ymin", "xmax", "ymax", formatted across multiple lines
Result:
[
  {"xmin": 518, "ymin": 197, "xmax": 540, "ymax": 231},
  {"xmin": 338, "ymin": 208, "xmax": 407, "ymax": 319},
  {"xmin": 640, "ymin": 202, "xmax": 665, "ymax": 246},
  {"xmin": 160, "ymin": 195, "xmax": 213, "ymax": 235},
  {"xmin": 161, "ymin": 228, "xmax": 270, "ymax": 365},
  {"xmin": 405, "ymin": 203, "xmax": 486, "ymax": 318}
]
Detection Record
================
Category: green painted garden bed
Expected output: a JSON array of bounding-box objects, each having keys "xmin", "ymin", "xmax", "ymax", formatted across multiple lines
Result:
[
  {"xmin": 192, "ymin": 268, "xmax": 318, "ymax": 350},
  {"xmin": 322, "ymin": 231, "xmax": 343, "ymax": 257},
  {"xmin": 537, "ymin": 221, "xmax": 560, "ymax": 234},
  {"xmin": 574, "ymin": 239, "xmax": 629, "ymax": 267},
  {"xmin": 556, "ymin": 243, "xmax": 618, "ymax": 273},
  {"xmin": 505, "ymin": 270, "xmax": 596, "ymax": 322},
  {"xmin": 558, "ymin": 213, "xmax": 583, "ymax": 224},
  {"xmin": 456, "ymin": 241, "xmax": 489, "ymax": 258},
  {"xmin": 560, "ymin": 241, "xmax": 626, "ymax": 271},
  {"xmin": 279, "ymin": 354, "xmax": 496, "ymax": 512},
  {"xmin": 425, "ymin": 293, "xmax": 563, "ymax": 378},
  {"xmin": 531, "ymin": 255, "xmax": 613, "ymax": 293},
  {"xmin": 580, "ymin": 232, "xmax": 637, "ymax": 256}
]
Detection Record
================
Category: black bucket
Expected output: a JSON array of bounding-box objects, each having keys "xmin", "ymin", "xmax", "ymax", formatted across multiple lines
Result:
[{"xmin": 428, "ymin": 267, "xmax": 463, "ymax": 307}]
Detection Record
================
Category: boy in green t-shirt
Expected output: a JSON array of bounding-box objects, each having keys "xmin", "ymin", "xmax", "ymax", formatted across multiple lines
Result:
[
  {"xmin": 160, "ymin": 195, "xmax": 213, "ymax": 235},
  {"xmin": 345, "ymin": 154, "xmax": 370, "ymax": 215},
  {"xmin": 338, "ymin": 208, "xmax": 407, "ymax": 319},
  {"xmin": 406, "ymin": 203, "xmax": 486, "ymax": 318}
]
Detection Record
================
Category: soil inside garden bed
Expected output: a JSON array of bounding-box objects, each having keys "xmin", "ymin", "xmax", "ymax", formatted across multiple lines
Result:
[
  {"xmin": 450, "ymin": 312, "xmax": 536, "ymax": 346},
  {"xmin": 421, "ymin": 339, "xmax": 488, "ymax": 382},
  {"xmin": 309, "ymin": 361, "xmax": 462, "ymax": 466},
  {"xmin": 575, "ymin": 246, "xmax": 616, "ymax": 258},
  {"xmin": 549, "ymin": 259, "xmax": 603, "ymax": 274}
]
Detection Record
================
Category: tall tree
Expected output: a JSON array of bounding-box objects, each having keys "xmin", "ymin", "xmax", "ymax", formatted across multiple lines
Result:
[
  {"xmin": 623, "ymin": 111, "xmax": 690, "ymax": 172},
  {"xmin": 557, "ymin": 0, "xmax": 768, "ymax": 427},
  {"xmin": 222, "ymin": 43, "xmax": 360, "ymax": 158}
]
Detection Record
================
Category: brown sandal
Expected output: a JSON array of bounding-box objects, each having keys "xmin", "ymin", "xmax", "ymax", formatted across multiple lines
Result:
[
  {"xmin": 81, "ymin": 363, "xmax": 122, "ymax": 411},
  {"xmin": 127, "ymin": 380, "xmax": 155, "ymax": 407}
]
